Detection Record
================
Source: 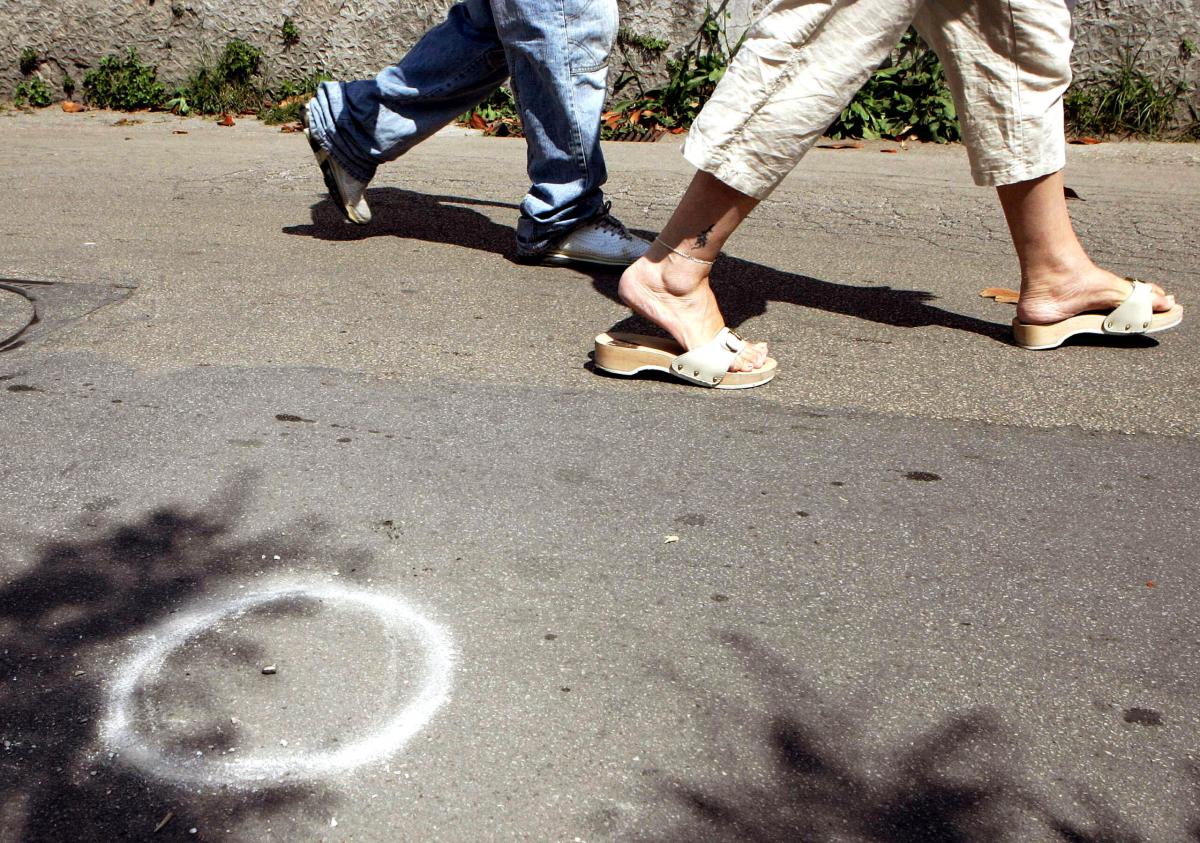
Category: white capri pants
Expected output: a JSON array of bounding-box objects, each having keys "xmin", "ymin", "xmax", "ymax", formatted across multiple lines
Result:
[{"xmin": 684, "ymin": 0, "xmax": 1075, "ymax": 200}]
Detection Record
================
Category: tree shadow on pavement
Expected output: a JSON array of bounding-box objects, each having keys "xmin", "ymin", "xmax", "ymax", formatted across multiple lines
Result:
[
  {"xmin": 0, "ymin": 481, "xmax": 355, "ymax": 840},
  {"xmin": 646, "ymin": 633, "xmax": 1185, "ymax": 843},
  {"xmin": 282, "ymin": 190, "xmax": 1013, "ymax": 342}
]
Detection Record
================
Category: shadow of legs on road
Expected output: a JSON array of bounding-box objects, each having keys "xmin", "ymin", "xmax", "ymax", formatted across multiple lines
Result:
[
  {"xmin": 283, "ymin": 190, "xmax": 1011, "ymax": 343},
  {"xmin": 590, "ymin": 253, "xmax": 1011, "ymax": 344},
  {"xmin": 281, "ymin": 189, "xmax": 520, "ymax": 257},
  {"xmin": 283, "ymin": 191, "xmax": 1161, "ymax": 351}
]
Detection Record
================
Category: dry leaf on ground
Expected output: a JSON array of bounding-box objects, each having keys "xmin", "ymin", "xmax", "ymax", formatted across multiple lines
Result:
[
  {"xmin": 217, "ymin": 114, "xmax": 235, "ymax": 127},
  {"xmin": 61, "ymin": 101, "xmax": 86, "ymax": 113},
  {"xmin": 817, "ymin": 141, "xmax": 863, "ymax": 149},
  {"xmin": 1069, "ymin": 137, "xmax": 1103, "ymax": 145}
]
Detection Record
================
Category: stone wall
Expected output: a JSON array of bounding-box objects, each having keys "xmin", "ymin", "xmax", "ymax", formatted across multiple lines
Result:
[
  {"xmin": 2, "ymin": 0, "xmax": 735, "ymax": 97},
  {"xmin": 1071, "ymin": 0, "xmax": 1199, "ymax": 85},
  {"xmin": 3, "ymin": 0, "xmax": 1197, "ymax": 112}
]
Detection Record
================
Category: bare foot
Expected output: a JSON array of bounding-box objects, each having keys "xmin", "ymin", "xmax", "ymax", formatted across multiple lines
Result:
[
  {"xmin": 1017, "ymin": 260, "xmax": 1176, "ymax": 325},
  {"xmin": 617, "ymin": 248, "xmax": 768, "ymax": 372}
]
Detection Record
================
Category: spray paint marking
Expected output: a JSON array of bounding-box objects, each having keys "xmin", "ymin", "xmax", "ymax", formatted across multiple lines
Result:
[{"xmin": 99, "ymin": 581, "xmax": 455, "ymax": 786}]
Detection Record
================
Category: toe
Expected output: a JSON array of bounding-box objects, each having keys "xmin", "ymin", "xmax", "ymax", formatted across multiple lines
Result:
[
  {"xmin": 1138, "ymin": 281, "xmax": 1175, "ymax": 312},
  {"xmin": 730, "ymin": 342, "xmax": 768, "ymax": 372}
]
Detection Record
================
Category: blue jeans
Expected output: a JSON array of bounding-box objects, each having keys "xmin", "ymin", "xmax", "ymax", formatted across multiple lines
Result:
[{"xmin": 306, "ymin": 0, "xmax": 618, "ymax": 255}]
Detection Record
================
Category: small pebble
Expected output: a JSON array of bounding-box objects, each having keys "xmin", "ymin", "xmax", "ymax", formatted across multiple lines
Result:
[{"xmin": 261, "ymin": 665, "xmax": 277, "ymax": 675}]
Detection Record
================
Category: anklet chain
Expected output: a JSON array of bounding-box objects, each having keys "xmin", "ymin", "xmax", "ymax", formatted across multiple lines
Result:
[{"xmin": 654, "ymin": 237, "xmax": 715, "ymax": 266}]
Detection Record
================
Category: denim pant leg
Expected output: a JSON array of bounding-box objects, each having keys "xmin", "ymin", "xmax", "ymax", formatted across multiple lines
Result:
[
  {"xmin": 306, "ymin": 0, "xmax": 510, "ymax": 184},
  {"xmin": 490, "ymin": 0, "xmax": 618, "ymax": 255}
]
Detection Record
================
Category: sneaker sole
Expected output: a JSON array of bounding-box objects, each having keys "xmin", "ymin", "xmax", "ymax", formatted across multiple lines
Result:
[
  {"xmin": 303, "ymin": 127, "xmax": 369, "ymax": 225},
  {"xmin": 541, "ymin": 252, "xmax": 636, "ymax": 267}
]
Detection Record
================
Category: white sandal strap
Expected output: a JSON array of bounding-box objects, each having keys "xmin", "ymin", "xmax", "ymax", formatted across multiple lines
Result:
[
  {"xmin": 1104, "ymin": 280, "xmax": 1154, "ymax": 334},
  {"xmin": 670, "ymin": 328, "xmax": 745, "ymax": 387}
]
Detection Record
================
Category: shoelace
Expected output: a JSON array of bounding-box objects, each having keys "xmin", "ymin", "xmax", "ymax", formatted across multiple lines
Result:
[{"xmin": 594, "ymin": 214, "xmax": 634, "ymax": 242}]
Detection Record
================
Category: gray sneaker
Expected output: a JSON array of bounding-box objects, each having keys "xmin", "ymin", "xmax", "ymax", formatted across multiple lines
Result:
[
  {"xmin": 542, "ymin": 213, "xmax": 650, "ymax": 267},
  {"xmin": 303, "ymin": 101, "xmax": 372, "ymax": 224}
]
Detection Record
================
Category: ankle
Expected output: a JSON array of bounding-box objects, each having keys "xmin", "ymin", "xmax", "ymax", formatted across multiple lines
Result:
[
  {"xmin": 1020, "ymin": 260, "xmax": 1126, "ymax": 299},
  {"xmin": 1017, "ymin": 247, "xmax": 1092, "ymax": 285},
  {"xmin": 659, "ymin": 252, "xmax": 712, "ymax": 296},
  {"xmin": 627, "ymin": 249, "xmax": 711, "ymax": 295}
]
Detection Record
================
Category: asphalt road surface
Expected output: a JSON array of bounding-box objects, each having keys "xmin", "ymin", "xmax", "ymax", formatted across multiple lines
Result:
[{"xmin": 1, "ymin": 109, "xmax": 1197, "ymax": 842}]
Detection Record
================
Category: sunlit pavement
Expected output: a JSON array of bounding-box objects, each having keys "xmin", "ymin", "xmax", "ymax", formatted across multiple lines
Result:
[{"xmin": 1, "ymin": 109, "xmax": 1197, "ymax": 841}]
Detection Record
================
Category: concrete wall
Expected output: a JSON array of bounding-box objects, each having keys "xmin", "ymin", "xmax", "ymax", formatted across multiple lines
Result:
[
  {"xmin": 1071, "ymin": 0, "xmax": 1199, "ymax": 85},
  {"xmin": 2, "ymin": 0, "xmax": 732, "ymax": 97},
  {"xmin": 3, "ymin": 0, "xmax": 1197, "ymax": 110}
]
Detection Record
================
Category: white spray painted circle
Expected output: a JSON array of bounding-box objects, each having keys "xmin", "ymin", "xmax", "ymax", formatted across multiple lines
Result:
[{"xmin": 99, "ymin": 581, "xmax": 455, "ymax": 786}]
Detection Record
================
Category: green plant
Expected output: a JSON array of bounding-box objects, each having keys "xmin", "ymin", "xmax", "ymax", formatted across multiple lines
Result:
[
  {"xmin": 458, "ymin": 3, "xmax": 964, "ymax": 144},
  {"xmin": 618, "ymin": 28, "xmax": 668, "ymax": 54},
  {"xmin": 14, "ymin": 77, "xmax": 52, "ymax": 107},
  {"xmin": 282, "ymin": 17, "xmax": 301, "ymax": 47},
  {"xmin": 170, "ymin": 38, "xmax": 328, "ymax": 121},
  {"xmin": 19, "ymin": 47, "xmax": 39, "ymax": 75},
  {"xmin": 1181, "ymin": 38, "xmax": 1197, "ymax": 61},
  {"xmin": 177, "ymin": 40, "xmax": 266, "ymax": 115},
  {"xmin": 828, "ymin": 29, "xmax": 959, "ymax": 142},
  {"xmin": 259, "ymin": 72, "xmax": 331, "ymax": 123},
  {"xmin": 216, "ymin": 39, "xmax": 262, "ymax": 85},
  {"xmin": 62, "ymin": 72, "xmax": 76, "ymax": 98},
  {"xmin": 604, "ymin": 3, "xmax": 743, "ymax": 140},
  {"xmin": 270, "ymin": 73, "xmax": 329, "ymax": 102},
  {"xmin": 1065, "ymin": 45, "xmax": 1191, "ymax": 137},
  {"xmin": 458, "ymin": 86, "xmax": 523, "ymax": 136},
  {"xmin": 82, "ymin": 49, "xmax": 166, "ymax": 109},
  {"xmin": 163, "ymin": 93, "xmax": 190, "ymax": 115},
  {"xmin": 456, "ymin": 5, "xmax": 741, "ymax": 140}
]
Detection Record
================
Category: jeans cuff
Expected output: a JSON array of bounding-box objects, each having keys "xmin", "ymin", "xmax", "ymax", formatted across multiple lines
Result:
[
  {"xmin": 514, "ymin": 196, "xmax": 610, "ymax": 256},
  {"xmin": 309, "ymin": 85, "xmax": 378, "ymax": 184}
]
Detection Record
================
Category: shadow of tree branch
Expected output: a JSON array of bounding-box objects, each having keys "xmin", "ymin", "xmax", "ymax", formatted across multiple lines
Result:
[
  {"xmin": 648, "ymin": 633, "xmax": 1177, "ymax": 843},
  {"xmin": 0, "ymin": 479, "xmax": 360, "ymax": 840}
]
